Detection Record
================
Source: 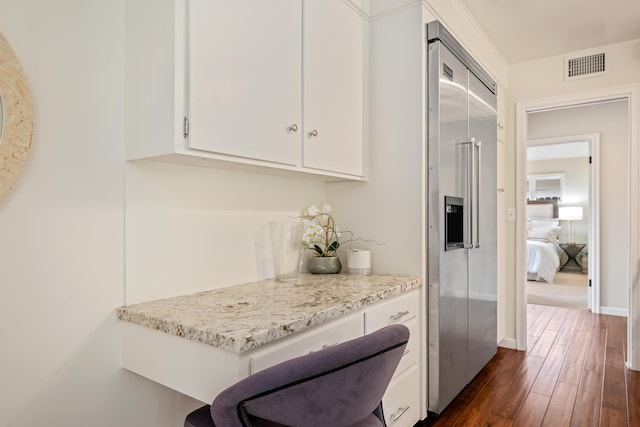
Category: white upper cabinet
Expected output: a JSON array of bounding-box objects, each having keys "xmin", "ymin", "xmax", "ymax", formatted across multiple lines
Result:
[
  {"xmin": 188, "ymin": 1, "xmax": 302, "ymax": 166},
  {"xmin": 302, "ymin": 1, "xmax": 365, "ymax": 176},
  {"xmin": 125, "ymin": 0, "xmax": 367, "ymax": 180}
]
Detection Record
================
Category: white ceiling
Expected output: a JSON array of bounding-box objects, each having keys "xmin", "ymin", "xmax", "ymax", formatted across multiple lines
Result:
[{"xmin": 458, "ymin": 0, "xmax": 640, "ymax": 64}]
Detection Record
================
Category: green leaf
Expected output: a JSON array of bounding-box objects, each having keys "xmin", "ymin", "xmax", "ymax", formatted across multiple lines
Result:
[{"xmin": 312, "ymin": 245, "xmax": 324, "ymax": 255}]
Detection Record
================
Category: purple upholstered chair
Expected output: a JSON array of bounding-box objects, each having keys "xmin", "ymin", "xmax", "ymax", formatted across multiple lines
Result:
[{"xmin": 184, "ymin": 324, "xmax": 410, "ymax": 427}]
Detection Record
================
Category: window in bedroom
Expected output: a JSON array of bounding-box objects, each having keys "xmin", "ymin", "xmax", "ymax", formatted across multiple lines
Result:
[{"xmin": 527, "ymin": 173, "xmax": 565, "ymax": 201}]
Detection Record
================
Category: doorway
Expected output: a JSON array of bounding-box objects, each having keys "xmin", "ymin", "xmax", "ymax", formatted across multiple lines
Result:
[
  {"xmin": 525, "ymin": 133, "xmax": 599, "ymax": 312},
  {"xmin": 514, "ymin": 85, "xmax": 640, "ymax": 370}
]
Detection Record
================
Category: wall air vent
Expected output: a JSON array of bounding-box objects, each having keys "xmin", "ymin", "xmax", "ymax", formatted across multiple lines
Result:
[{"xmin": 565, "ymin": 52, "xmax": 606, "ymax": 80}]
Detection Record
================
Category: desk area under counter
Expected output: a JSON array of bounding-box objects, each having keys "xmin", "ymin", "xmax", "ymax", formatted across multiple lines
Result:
[{"xmin": 117, "ymin": 274, "xmax": 424, "ymax": 427}]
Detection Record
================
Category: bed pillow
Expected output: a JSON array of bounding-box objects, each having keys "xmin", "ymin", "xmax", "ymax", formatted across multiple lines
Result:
[
  {"xmin": 527, "ymin": 226, "xmax": 561, "ymax": 243},
  {"xmin": 529, "ymin": 219, "xmax": 558, "ymax": 229}
]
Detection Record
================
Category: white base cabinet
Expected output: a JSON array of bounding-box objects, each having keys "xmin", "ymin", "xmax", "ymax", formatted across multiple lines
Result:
[
  {"xmin": 365, "ymin": 291, "xmax": 421, "ymax": 427},
  {"xmin": 120, "ymin": 289, "xmax": 422, "ymax": 423},
  {"xmin": 125, "ymin": 0, "xmax": 367, "ymax": 181}
]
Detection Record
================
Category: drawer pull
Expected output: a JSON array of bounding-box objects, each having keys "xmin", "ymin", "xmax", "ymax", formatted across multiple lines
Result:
[
  {"xmin": 391, "ymin": 405, "xmax": 410, "ymax": 422},
  {"xmin": 402, "ymin": 349, "xmax": 410, "ymax": 357},
  {"xmin": 390, "ymin": 310, "xmax": 410, "ymax": 321}
]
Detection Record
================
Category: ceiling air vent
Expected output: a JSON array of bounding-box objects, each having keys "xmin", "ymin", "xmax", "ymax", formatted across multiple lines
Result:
[{"xmin": 565, "ymin": 52, "xmax": 606, "ymax": 80}]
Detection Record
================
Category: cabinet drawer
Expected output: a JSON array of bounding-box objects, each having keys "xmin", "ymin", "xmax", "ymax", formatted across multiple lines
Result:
[
  {"xmin": 383, "ymin": 366, "xmax": 421, "ymax": 427},
  {"xmin": 394, "ymin": 318, "xmax": 419, "ymax": 377},
  {"xmin": 249, "ymin": 313, "xmax": 363, "ymax": 374},
  {"xmin": 364, "ymin": 291, "xmax": 419, "ymax": 333}
]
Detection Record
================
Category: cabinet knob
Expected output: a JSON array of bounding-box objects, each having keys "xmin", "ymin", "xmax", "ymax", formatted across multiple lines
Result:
[
  {"xmin": 308, "ymin": 129, "xmax": 318, "ymax": 137},
  {"xmin": 288, "ymin": 124, "xmax": 298, "ymax": 132}
]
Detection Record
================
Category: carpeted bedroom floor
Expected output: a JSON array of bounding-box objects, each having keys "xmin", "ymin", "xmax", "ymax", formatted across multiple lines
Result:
[{"xmin": 526, "ymin": 272, "xmax": 589, "ymax": 310}]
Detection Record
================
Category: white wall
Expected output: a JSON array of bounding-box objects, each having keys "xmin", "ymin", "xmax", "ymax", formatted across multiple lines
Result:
[
  {"xmin": 527, "ymin": 157, "xmax": 589, "ymax": 243},
  {"xmin": 126, "ymin": 160, "xmax": 326, "ymax": 304},
  {"xmin": 527, "ymin": 101, "xmax": 629, "ymax": 310},
  {"xmin": 0, "ymin": 1, "xmax": 200, "ymax": 425},
  {"xmin": 509, "ymin": 39, "xmax": 640, "ymax": 101},
  {"xmin": 0, "ymin": 0, "xmax": 327, "ymax": 425},
  {"xmin": 502, "ymin": 39, "xmax": 640, "ymax": 341}
]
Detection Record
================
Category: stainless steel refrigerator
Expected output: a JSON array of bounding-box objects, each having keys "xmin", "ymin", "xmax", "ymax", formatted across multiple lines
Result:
[{"xmin": 426, "ymin": 21, "xmax": 498, "ymax": 414}]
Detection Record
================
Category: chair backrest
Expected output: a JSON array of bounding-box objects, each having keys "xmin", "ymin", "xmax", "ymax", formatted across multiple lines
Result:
[{"xmin": 210, "ymin": 324, "xmax": 410, "ymax": 427}]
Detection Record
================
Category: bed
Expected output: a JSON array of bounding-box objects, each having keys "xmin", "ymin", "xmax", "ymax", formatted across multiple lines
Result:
[{"xmin": 526, "ymin": 200, "xmax": 568, "ymax": 283}]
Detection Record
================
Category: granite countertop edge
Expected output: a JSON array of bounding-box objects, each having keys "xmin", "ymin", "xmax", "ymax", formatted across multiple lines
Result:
[{"xmin": 116, "ymin": 274, "xmax": 422, "ymax": 353}]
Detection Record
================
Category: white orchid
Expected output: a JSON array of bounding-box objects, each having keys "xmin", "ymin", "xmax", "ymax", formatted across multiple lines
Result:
[{"xmin": 301, "ymin": 204, "xmax": 341, "ymax": 257}]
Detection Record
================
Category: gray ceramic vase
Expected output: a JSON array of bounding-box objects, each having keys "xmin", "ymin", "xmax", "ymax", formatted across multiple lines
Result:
[{"xmin": 308, "ymin": 256, "xmax": 342, "ymax": 274}]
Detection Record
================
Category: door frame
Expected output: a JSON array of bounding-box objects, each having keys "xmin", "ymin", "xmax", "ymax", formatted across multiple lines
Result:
[
  {"xmin": 527, "ymin": 133, "xmax": 600, "ymax": 312},
  {"xmin": 515, "ymin": 85, "xmax": 640, "ymax": 370}
]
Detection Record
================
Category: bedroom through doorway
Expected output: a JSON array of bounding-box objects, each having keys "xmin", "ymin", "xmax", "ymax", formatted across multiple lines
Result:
[{"xmin": 525, "ymin": 135, "xmax": 595, "ymax": 311}]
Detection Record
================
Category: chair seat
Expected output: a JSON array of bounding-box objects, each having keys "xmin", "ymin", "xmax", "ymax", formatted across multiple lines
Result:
[{"xmin": 184, "ymin": 324, "xmax": 409, "ymax": 427}]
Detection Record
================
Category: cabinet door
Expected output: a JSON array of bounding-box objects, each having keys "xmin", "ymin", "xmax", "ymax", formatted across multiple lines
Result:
[
  {"xmin": 188, "ymin": 0, "xmax": 302, "ymax": 166},
  {"xmin": 302, "ymin": 0, "xmax": 365, "ymax": 176},
  {"xmin": 383, "ymin": 366, "xmax": 421, "ymax": 427}
]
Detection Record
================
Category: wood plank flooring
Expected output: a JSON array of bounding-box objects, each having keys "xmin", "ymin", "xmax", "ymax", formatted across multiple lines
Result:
[{"xmin": 422, "ymin": 304, "xmax": 638, "ymax": 426}]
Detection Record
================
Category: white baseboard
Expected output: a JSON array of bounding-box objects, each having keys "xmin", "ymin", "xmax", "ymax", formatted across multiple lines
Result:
[
  {"xmin": 498, "ymin": 337, "xmax": 516, "ymax": 349},
  {"xmin": 599, "ymin": 306, "xmax": 628, "ymax": 317}
]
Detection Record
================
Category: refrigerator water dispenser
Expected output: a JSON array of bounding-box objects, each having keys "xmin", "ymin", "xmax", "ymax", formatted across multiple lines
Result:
[{"xmin": 444, "ymin": 196, "xmax": 464, "ymax": 251}]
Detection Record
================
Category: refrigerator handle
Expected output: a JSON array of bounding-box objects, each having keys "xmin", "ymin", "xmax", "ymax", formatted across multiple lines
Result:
[
  {"xmin": 475, "ymin": 140, "xmax": 482, "ymax": 248},
  {"xmin": 465, "ymin": 138, "xmax": 475, "ymax": 249}
]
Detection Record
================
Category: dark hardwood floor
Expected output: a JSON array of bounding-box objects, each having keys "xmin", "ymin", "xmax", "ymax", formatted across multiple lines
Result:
[{"xmin": 421, "ymin": 304, "xmax": 639, "ymax": 426}]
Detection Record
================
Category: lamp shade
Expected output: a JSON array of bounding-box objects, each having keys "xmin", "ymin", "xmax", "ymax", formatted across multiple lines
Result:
[{"xmin": 558, "ymin": 206, "xmax": 583, "ymax": 220}]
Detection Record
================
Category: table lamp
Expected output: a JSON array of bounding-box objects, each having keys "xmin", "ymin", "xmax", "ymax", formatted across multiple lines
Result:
[{"xmin": 558, "ymin": 206, "xmax": 583, "ymax": 244}]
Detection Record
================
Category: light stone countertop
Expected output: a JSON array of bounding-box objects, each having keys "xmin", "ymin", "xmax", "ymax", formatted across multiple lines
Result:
[{"xmin": 116, "ymin": 274, "xmax": 422, "ymax": 353}]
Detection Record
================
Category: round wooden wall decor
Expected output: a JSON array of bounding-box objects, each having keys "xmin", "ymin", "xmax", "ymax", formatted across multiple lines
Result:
[{"xmin": 0, "ymin": 32, "xmax": 33, "ymax": 204}]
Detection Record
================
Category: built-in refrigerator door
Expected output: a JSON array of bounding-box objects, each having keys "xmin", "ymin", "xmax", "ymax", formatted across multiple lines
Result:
[
  {"xmin": 427, "ymin": 39, "xmax": 471, "ymax": 414},
  {"xmin": 466, "ymin": 73, "xmax": 498, "ymax": 380}
]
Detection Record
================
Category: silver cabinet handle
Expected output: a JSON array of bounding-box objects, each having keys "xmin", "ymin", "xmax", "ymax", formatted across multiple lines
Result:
[
  {"xmin": 288, "ymin": 124, "xmax": 298, "ymax": 132},
  {"xmin": 308, "ymin": 129, "xmax": 318, "ymax": 137},
  {"xmin": 391, "ymin": 405, "xmax": 410, "ymax": 422},
  {"xmin": 402, "ymin": 349, "xmax": 410, "ymax": 356},
  {"xmin": 390, "ymin": 310, "xmax": 410, "ymax": 321}
]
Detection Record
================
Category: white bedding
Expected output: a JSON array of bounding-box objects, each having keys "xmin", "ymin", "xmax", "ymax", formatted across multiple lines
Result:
[{"xmin": 527, "ymin": 239, "xmax": 560, "ymax": 283}]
